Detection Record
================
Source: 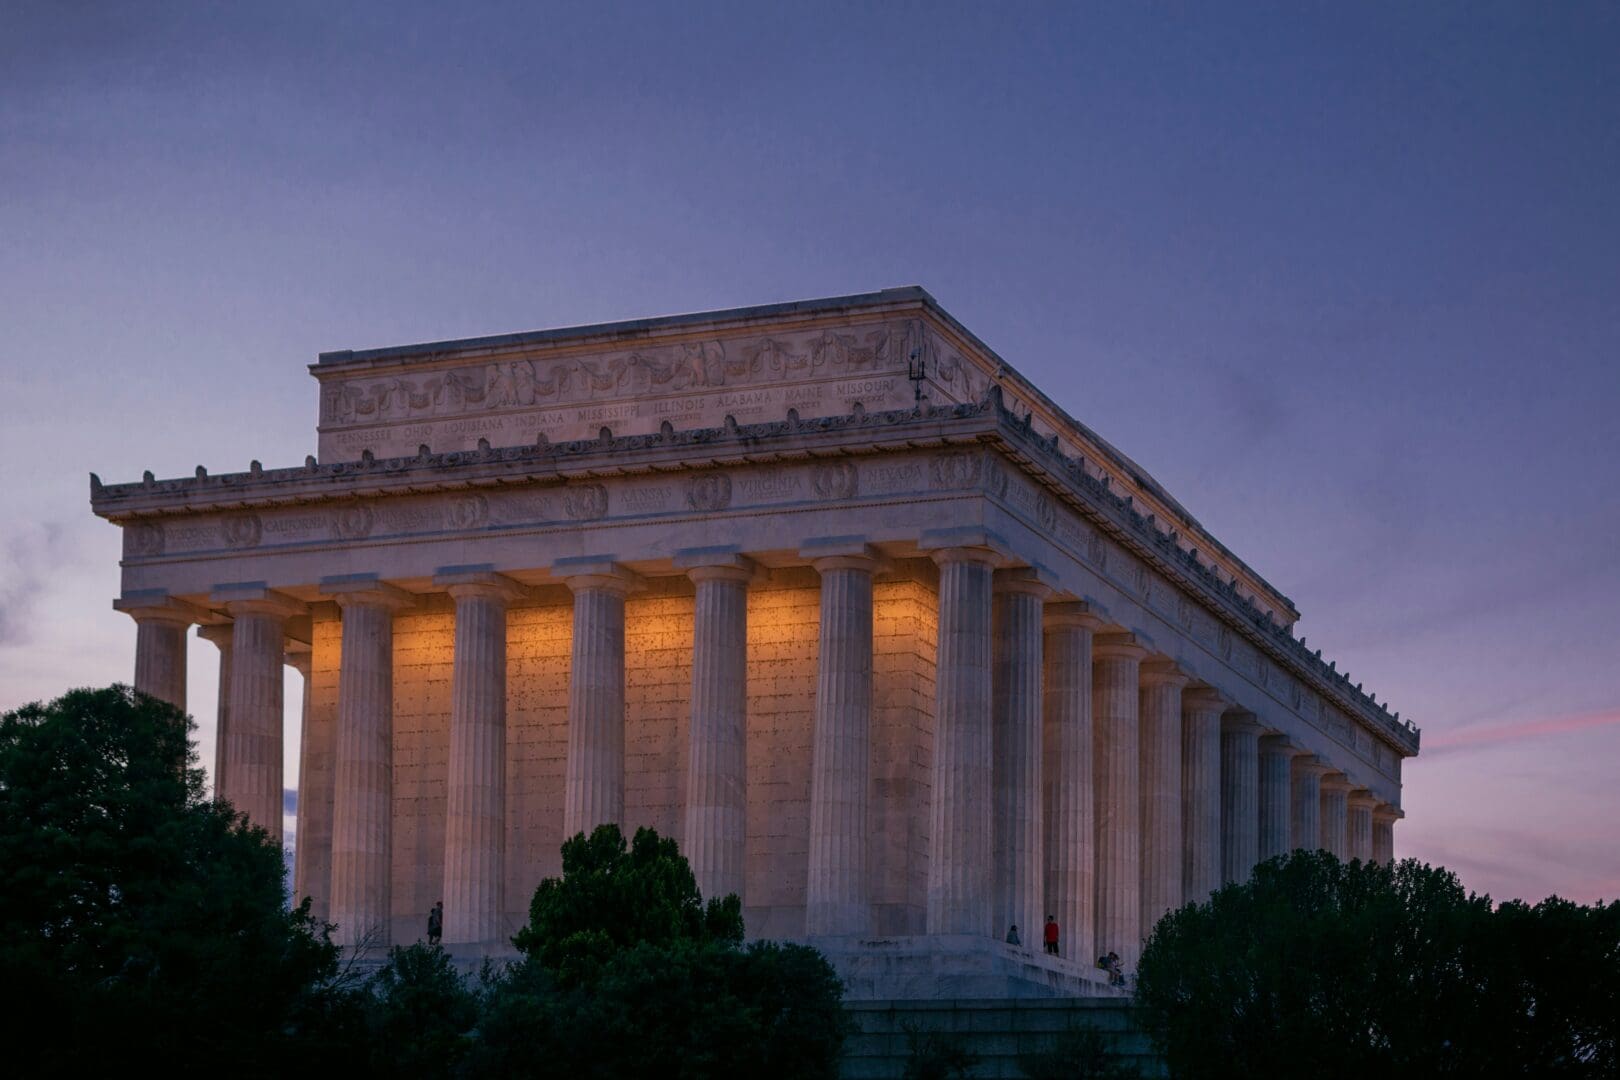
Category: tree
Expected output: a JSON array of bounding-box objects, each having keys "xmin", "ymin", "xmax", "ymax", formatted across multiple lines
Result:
[
  {"xmin": 361, "ymin": 943, "xmax": 481, "ymax": 1076},
  {"xmin": 0, "ymin": 686, "xmax": 340, "ymax": 1075},
  {"xmin": 512, "ymin": 822, "xmax": 743, "ymax": 986},
  {"xmin": 1135, "ymin": 850, "xmax": 1618, "ymax": 1078},
  {"xmin": 479, "ymin": 823, "xmax": 848, "ymax": 1078}
]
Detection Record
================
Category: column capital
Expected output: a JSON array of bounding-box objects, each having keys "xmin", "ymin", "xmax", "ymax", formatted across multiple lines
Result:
[
  {"xmin": 918, "ymin": 525, "xmax": 1010, "ymax": 567},
  {"xmin": 1347, "ymin": 789, "xmax": 1379, "ymax": 810},
  {"xmin": 799, "ymin": 535, "xmax": 883, "ymax": 574},
  {"xmin": 1372, "ymin": 803, "xmax": 1405, "ymax": 823},
  {"xmin": 1319, "ymin": 771, "xmax": 1355, "ymax": 793},
  {"xmin": 1182, "ymin": 685, "xmax": 1230, "ymax": 712},
  {"xmin": 1221, "ymin": 711, "xmax": 1268, "ymax": 737},
  {"xmin": 675, "ymin": 546, "xmax": 762, "ymax": 584},
  {"xmin": 114, "ymin": 590, "xmax": 210, "ymax": 626},
  {"xmin": 1259, "ymin": 734, "xmax": 1308, "ymax": 757},
  {"xmin": 211, "ymin": 582, "xmax": 305, "ymax": 620},
  {"xmin": 1139, "ymin": 659, "xmax": 1189, "ymax": 688},
  {"xmin": 553, "ymin": 555, "xmax": 643, "ymax": 595},
  {"xmin": 285, "ymin": 649, "xmax": 312, "ymax": 677},
  {"xmin": 1292, "ymin": 754, "xmax": 1334, "ymax": 779},
  {"xmin": 1044, "ymin": 600, "xmax": 1106, "ymax": 632},
  {"xmin": 197, "ymin": 622, "xmax": 233, "ymax": 648},
  {"xmin": 993, "ymin": 565, "xmax": 1057, "ymax": 599},
  {"xmin": 319, "ymin": 574, "xmax": 417, "ymax": 611},
  {"xmin": 1093, "ymin": 632, "xmax": 1149, "ymax": 661},
  {"xmin": 434, "ymin": 565, "xmax": 529, "ymax": 604}
]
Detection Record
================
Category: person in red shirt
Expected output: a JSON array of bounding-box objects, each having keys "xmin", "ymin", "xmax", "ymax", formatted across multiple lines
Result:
[{"xmin": 1043, "ymin": 915, "xmax": 1060, "ymax": 956}]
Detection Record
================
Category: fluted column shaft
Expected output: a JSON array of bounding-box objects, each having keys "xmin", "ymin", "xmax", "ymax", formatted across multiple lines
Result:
[
  {"xmin": 1043, "ymin": 606, "xmax": 1100, "ymax": 962},
  {"xmin": 1258, "ymin": 737, "xmax": 1298, "ymax": 864},
  {"xmin": 443, "ymin": 576, "xmax": 519, "ymax": 944},
  {"xmin": 1139, "ymin": 663, "xmax": 1187, "ymax": 938},
  {"xmin": 1292, "ymin": 758, "xmax": 1327, "ymax": 851},
  {"xmin": 199, "ymin": 624, "xmax": 233, "ymax": 797},
  {"xmin": 563, "ymin": 567, "xmax": 635, "ymax": 837},
  {"xmin": 133, "ymin": 618, "xmax": 189, "ymax": 710},
  {"xmin": 330, "ymin": 591, "xmax": 403, "ymax": 949},
  {"xmin": 1372, "ymin": 813, "xmax": 1397, "ymax": 864},
  {"xmin": 1181, "ymin": 690, "xmax": 1225, "ymax": 905},
  {"xmin": 927, "ymin": 548, "xmax": 997, "ymax": 935},
  {"xmin": 1347, "ymin": 794, "xmax": 1375, "ymax": 863},
  {"xmin": 684, "ymin": 562, "xmax": 752, "ymax": 909},
  {"xmin": 1220, "ymin": 717, "xmax": 1264, "ymax": 885},
  {"xmin": 992, "ymin": 573, "xmax": 1048, "ymax": 948},
  {"xmin": 1094, "ymin": 635, "xmax": 1147, "ymax": 967},
  {"xmin": 1320, "ymin": 778, "xmax": 1350, "ymax": 859},
  {"xmin": 221, "ymin": 599, "xmax": 295, "ymax": 840},
  {"xmin": 806, "ymin": 555, "xmax": 875, "ymax": 935}
]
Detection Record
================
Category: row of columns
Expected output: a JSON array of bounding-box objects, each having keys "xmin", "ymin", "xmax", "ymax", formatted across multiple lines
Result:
[{"xmin": 121, "ymin": 540, "xmax": 1401, "ymax": 958}]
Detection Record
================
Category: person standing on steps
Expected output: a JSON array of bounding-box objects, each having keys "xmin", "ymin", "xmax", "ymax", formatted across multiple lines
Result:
[
  {"xmin": 1005, "ymin": 924, "xmax": 1021, "ymax": 946},
  {"xmin": 1043, "ymin": 915, "xmax": 1060, "ymax": 956},
  {"xmin": 427, "ymin": 900, "xmax": 443, "ymax": 946}
]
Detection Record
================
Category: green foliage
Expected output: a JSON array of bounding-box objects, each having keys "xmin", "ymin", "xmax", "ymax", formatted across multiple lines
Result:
[
  {"xmin": 362, "ymin": 943, "xmax": 480, "ymax": 1076},
  {"xmin": 512, "ymin": 822, "xmax": 744, "ymax": 986},
  {"xmin": 1135, "ymin": 849, "xmax": 1619, "ymax": 1079},
  {"xmin": 1018, "ymin": 1024, "xmax": 1141, "ymax": 1080},
  {"xmin": 0, "ymin": 686, "xmax": 340, "ymax": 1075},
  {"xmin": 901, "ymin": 1025, "xmax": 979, "ymax": 1080},
  {"xmin": 485, "ymin": 823, "xmax": 847, "ymax": 1078}
]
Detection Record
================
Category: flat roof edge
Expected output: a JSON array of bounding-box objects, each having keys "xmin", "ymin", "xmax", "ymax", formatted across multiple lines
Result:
[{"xmin": 315, "ymin": 286, "xmax": 937, "ymax": 367}]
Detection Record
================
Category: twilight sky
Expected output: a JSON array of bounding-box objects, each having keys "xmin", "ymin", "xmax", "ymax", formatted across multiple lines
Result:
[{"xmin": 2, "ymin": 3, "xmax": 1616, "ymax": 903}]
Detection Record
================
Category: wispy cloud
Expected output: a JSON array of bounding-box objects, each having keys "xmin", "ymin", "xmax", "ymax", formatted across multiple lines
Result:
[
  {"xmin": 1424, "ymin": 707, "xmax": 1620, "ymax": 756},
  {"xmin": 0, "ymin": 522, "xmax": 69, "ymax": 647}
]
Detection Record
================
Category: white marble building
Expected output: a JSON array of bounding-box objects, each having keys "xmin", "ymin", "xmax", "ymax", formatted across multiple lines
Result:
[{"xmin": 93, "ymin": 287, "xmax": 1416, "ymax": 994}]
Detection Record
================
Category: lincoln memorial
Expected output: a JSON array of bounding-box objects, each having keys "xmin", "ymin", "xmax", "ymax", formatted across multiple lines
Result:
[{"xmin": 91, "ymin": 287, "xmax": 1418, "ymax": 995}]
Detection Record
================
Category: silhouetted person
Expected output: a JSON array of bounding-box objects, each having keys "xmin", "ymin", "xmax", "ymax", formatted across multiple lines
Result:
[
  {"xmin": 428, "ymin": 900, "xmax": 443, "ymax": 946},
  {"xmin": 1005, "ymin": 924, "xmax": 1021, "ymax": 946},
  {"xmin": 1043, "ymin": 915, "xmax": 1060, "ymax": 955}
]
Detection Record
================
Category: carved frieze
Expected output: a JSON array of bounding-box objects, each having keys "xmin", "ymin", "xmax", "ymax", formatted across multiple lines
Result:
[
  {"xmin": 447, "ymin": 494, "xmax": 490, "ymax": 530},
  {"xmin": 812, "ymin": 461, "xmax": 859, "ymax": 500},
  {"xmin": 221, "ymin": 514, "xmax": 262, "ymax": 549},
  {"xmin": 685, "ymin": 473, "xmax": 732, "ymax": 512},
  {"xmin": 333, "ymin": 504, "xmax": 374, "ymax": 540},
  {"xmin": 563, "ymin": 484, "xmax": 609, "ymax": 521},
  {"xmin": 125, "ymin": 521, "xmax": 165, "ymax": 557}
]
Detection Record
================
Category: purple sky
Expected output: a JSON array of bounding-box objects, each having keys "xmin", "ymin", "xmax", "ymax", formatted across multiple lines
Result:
[{"xmin": 3, "ymin": 3, "xmax": 1616, "ymax": 903}]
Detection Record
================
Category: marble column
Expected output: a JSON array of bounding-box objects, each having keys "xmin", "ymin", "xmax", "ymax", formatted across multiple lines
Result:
[
  {"xmin": 926, "ymin": 544, "xmax": 998, "ymax": 936},
  {"xmin": 679, "ymin": 549, "xmax": 755, "ymax": 910},
  {"xmin": 1319, "ymin": 774, "xmax": 1352, "ymax": 859},
  {"xmin": 1291, "ymin": 756, "xmax": 1330, "ymax": 851},
  {"xmin": 803, "ymin": 542, "xmax": 877, "ymax": 936},
  {"xmin": 1093, "ymin": 633, "xmax": 1147, "ymax": 967},
  {"xmin": 115, "ymin": 592, "xmax": 202, "ymax": 711},
  {"xmin": 1043, "ymin": 602, "xmax": 1104, "ymax": 962},
  {"xmin": 294, "ymin": 637, "xmax": 336, "ymax": 923},
  {"xmin": 1372, "ymin": 806, "xmax": 1400, "ymax": 864},
  {"xmin": 1181, "ymin": 688, "xmax": 1226, "ymax": 905},
  {"xmin": 1347, "ymin": 790, "xmax": 1376, "ymax": 863},
  {"xmin": 992, "ymin": 568, "xmax": 1050, "ymax": 949},
  {"xmin": 323, "ymin": 576, "xmax": 413, "ymax": 950},
  {"xmin": 198, "ymin": 624, "xmax": 233, "ymax": 797},
  {"xmin": 1258, "ymin": 736, "xmax": 1301, "ymax": 864},
  {"xmin": 1220, "ymin": 714, "xmax": 1265, "ymax": 886},
  {"xmin": 559, "ymin": 557, "xmax": 639, "ymax": 839},
  {"xmin": 438, "ymin": 568, "xmax": 524, "ymax": 946},
  {"xmin": 1138, "ymin": 660, "xmax": 1187, "ymax": 938},
  {"xmin": 214, "ymin": 585, "xmax": 302, "ymax": 841}
]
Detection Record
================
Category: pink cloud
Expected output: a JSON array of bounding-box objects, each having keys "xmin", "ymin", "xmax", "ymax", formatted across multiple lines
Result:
[{"xmin": 1424, "ymin": 707, "xmax": 1620, "ymax": 754}]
